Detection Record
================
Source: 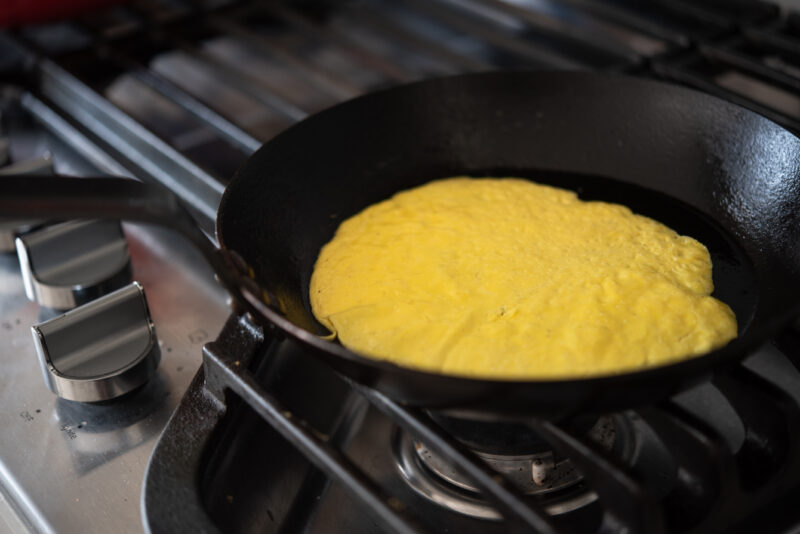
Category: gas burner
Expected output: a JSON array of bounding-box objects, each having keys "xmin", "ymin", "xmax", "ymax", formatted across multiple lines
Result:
[{"xmin": 393, "ymin": 415, "xmax": 635, "ymax": 519}]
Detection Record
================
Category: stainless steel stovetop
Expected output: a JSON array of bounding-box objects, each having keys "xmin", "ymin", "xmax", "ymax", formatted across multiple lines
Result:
[
  {"xmin": 0, "ymin": 222, "xmax": 228, "ymax": 534},
  {"xmin": 0, "ymin": 88, "xmax": 229, "ymax": 533}
]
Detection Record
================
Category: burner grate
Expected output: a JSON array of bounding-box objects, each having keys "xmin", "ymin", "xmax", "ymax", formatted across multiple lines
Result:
[
  {"xmin": 144, "ymin": 313, "xmax": 800, "ymax": 533},
  {"xmin": 0, "ymin": 0, "xmax": 717, "ymax": 230}
]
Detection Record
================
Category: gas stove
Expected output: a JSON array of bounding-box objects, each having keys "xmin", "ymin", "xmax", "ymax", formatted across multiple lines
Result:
[{"xmin": 3, "ymin": 1, "xmax": 800, "ymax": 533}]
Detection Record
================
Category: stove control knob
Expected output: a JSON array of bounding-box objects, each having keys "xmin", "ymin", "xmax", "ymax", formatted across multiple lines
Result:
[
  {"xmin": 0, "ymin": 220, "xmax": 38, "ymax": 252},
  {"xmin": 31, "ymin": 282, "xmax": 161, "ymax": 402},
  {"xmin": 16, "ymin": 220, "xmax": 132, "ymax": 310}
]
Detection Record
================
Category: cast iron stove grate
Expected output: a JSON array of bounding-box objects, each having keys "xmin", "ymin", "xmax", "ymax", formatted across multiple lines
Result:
[
  {"xmin": 5, "ymin": 0, "xmax": 799, "ymax": 228},
  {"xmin": 143, "ymin": 314, "xmax": 800, "ymax": 533}
]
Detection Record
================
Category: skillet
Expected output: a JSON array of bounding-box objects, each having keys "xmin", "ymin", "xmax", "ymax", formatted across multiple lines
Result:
[{"xmin": 3, "ymin": 71, "xmax": 800, "ymax": 418}]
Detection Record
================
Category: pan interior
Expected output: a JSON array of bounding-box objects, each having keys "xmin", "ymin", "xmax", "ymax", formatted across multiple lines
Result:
[{"xmin": 297, "ymin": 169, "xmax": 756, "ymax": 344}]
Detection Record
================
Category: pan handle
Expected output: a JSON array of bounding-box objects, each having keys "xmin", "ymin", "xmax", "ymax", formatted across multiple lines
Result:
[{"xmin": 0, "ymin": 175, "xmax": 275, "ymax": 318}]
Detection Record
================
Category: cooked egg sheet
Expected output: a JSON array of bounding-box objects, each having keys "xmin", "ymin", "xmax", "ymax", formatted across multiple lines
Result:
[{"xmin": 310, "ymin": 178, "xmax": 737, "ymax": 379}]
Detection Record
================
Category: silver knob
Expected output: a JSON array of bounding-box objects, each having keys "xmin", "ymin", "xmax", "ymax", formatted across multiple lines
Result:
[
  {"xmin": 16, "ymin": 219, "xmax": 132, "ymax": 310},
  {"xmin": 0, "ymin": 220, "xmax": 38, "ymax": 252},
  {"xmin": 31, "ymin": 282, "xmax": 161, "ymax": 403}
]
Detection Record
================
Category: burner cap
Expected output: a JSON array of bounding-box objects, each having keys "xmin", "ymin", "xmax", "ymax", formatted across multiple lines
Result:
[{"xmin": 394, "ymin": 415, "xmax": 635, "ymax": 520}]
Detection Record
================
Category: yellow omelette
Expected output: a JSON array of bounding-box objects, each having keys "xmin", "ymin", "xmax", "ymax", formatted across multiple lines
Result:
[{"xmin": 309, "ymin": 177, "xmax": 737, "ymax": 379}]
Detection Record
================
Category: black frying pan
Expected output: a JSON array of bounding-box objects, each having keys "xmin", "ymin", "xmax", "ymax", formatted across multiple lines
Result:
[{"xmin": 4, "ymin": 71, "xmax": 800, "ymax": 419}]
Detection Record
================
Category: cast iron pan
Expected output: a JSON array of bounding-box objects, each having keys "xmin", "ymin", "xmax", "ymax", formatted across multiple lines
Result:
[{"xmin": 4, "ymin": 71, "xmax": 800, "ymax": 418}]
